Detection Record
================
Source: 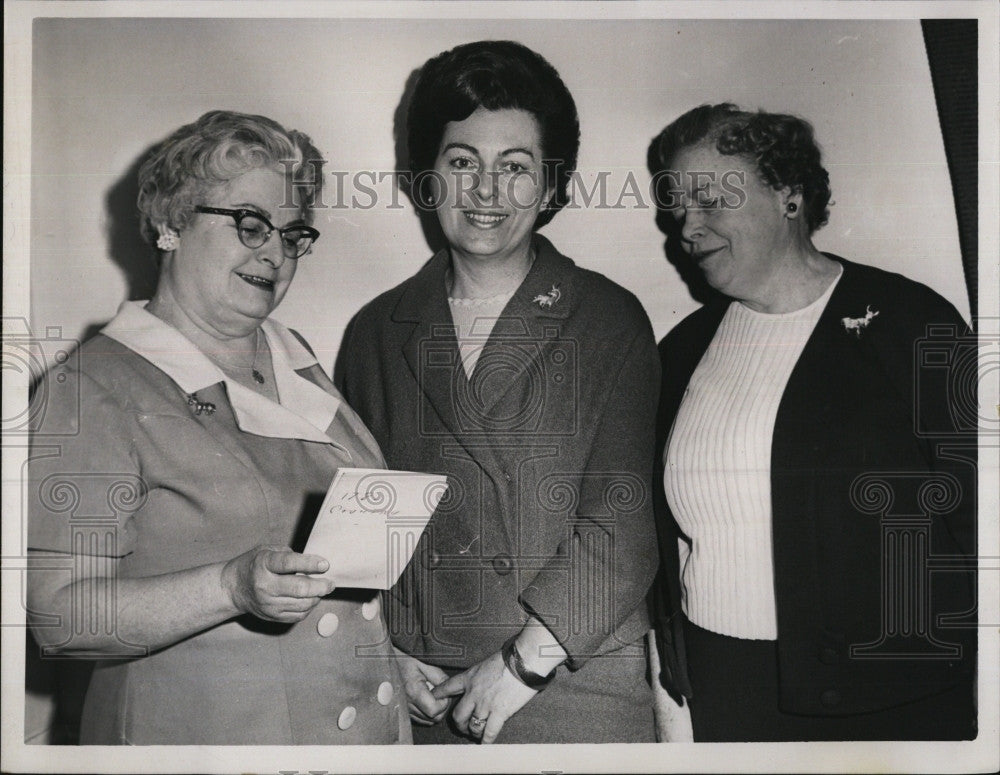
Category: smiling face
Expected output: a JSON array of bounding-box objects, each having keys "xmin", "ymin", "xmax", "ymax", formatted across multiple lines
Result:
[
  {"xmin": 432, "ymin": 106, "xmax": 553, "ymax": 264},
  {"xmin": 669, "ymin": 143, "xmax": 793, "ymax": 303},
  {"xmin": 156, "ymin": 165, "xmax": 301, "ymax": 338}
]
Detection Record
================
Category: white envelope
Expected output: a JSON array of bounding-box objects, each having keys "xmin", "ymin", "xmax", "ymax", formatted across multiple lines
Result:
[{"xmin": 303, "ymin": 467, "xmax": 447, "ymax": 589}]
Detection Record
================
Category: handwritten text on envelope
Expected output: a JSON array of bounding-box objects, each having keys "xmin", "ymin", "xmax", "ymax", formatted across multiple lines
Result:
[{"xmin": 304, "ymin": 467, "xmax": 447, "ymax": 589}]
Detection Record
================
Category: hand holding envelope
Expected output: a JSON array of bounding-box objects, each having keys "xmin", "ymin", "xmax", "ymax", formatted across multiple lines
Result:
[{"xmin": 303, "ymin": 467, "xmax": 447, "ymax": 589}]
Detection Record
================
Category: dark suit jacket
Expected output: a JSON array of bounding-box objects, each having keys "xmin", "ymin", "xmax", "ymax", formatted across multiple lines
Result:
[
  {"xmin": 339, "ymin": 235, "xmax": 660, "ymax": 673},
  {"xmin": 653, "ymin": 256, "xmax": 977, "ymax": 716}
]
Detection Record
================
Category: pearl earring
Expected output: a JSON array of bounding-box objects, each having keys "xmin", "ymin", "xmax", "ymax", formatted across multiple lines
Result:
[{"xmin": 156, "ymin": 231, "xmax": 179, "ymax": 251}]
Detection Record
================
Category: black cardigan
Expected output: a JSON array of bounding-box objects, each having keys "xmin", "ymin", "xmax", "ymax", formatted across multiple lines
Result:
[{"xmin": 653, "ymin": 256, "xmax": 977, "ymax": 716}]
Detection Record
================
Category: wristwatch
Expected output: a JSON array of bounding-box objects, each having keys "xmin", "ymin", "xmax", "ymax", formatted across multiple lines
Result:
[{"xmin": 501, "ymin": 634, "xmax": 555, "ymax": 691}]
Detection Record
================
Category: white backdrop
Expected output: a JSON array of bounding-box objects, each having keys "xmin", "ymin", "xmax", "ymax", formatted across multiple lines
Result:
[{"xmin": 29, "ymin": 17, "xmax": 969, "ymax": 372}]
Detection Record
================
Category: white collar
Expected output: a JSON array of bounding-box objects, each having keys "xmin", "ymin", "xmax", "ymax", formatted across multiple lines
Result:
[{"xmin": 101, "ymin": 301, "xmax": 343, "ymax": 445}]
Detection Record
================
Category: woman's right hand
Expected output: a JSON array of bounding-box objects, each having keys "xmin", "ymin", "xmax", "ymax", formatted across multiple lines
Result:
[
  {"xmin": 394, "ymin": 647, "xmax": 452, "ymax": 725},
  {"xmin": 222, "ymin": 545, "xmax": 335, "ymax": 623}
]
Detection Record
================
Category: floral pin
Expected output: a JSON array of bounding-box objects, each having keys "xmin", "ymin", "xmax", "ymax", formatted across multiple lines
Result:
[
  {"xmin": 533, "ymin": 284, "xmax": 562, "ymax": 309},
  {"xmin": 841, "ymin": 305, "xmax": 880, "ymax": 337}
]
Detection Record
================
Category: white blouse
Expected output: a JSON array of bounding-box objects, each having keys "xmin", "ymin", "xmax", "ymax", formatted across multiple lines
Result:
[
  {"xmin": 664, "ymin": 272, "xmax": 841, "ymax": 639},
  {"xmin": 447, "ymin": 291, "xmax": 516, "ymax": 379}
]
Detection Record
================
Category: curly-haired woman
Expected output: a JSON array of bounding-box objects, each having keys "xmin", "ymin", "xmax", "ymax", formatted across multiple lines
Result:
[
  {"xmin": 27, "ymin": 111, "xmax": 409, "ymax": 744},
  {"xmin": 648, "ymin": 103, "xmax": 976, "ymax": 741}
]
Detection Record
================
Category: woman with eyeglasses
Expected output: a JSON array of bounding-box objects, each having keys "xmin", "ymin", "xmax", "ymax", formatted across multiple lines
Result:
[{"xmin": 26, "ymin": 110, "xmax": 410, "ymax": 745}]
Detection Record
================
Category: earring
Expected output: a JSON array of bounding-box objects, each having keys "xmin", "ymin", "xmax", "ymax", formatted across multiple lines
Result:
[
  {"xmin": 156, "ymin": 231, "xmax": 179, "ymax": 251},
  {"xmin": 786, "ymin": 202, "xmax": 798, "ymax": 214}
]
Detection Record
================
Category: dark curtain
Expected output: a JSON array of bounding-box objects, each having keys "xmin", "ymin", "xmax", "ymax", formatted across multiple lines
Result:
[{"xmin": 921, "ymin": 19, "xmax": 978, "ymax": 325}]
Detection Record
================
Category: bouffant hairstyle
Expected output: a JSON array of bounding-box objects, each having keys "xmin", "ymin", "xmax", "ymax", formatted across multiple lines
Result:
[
  {"xmin": 651, "ymin": 103, "xmax": 832, "ymax": 233},
  {"xmin": 406, "ymin": 40, "xmax": 580, "ymax": 228},
  {"xmin": 136, "ymin": 110, "xmax": 324, "ymax": 249}
]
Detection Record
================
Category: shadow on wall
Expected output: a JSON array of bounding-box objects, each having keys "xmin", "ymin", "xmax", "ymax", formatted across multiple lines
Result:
[
  {"xmin": 333, "ymin": 65, "xmax": 445, "ymax": 386},
  {"xmin": 105, "ymin": 146, "xmax": 160, "ymax": 304},
  {"xmin": 392, "ymin": 66, "xmax": 446, "ymax": 257},
  {"xmin": 25, "ymin": 631, "xmax": 94, "ymax": 744},
  {"xmin": 73, "ymin": 144, "xmax": 162, "ymax": 347},
  {"xmin": 30, "ymin": 146, "xmax": 161, "ymax": 395},
  {"xmin": 24, "ymin": 146, "xmax": 161, "ymax": 744},
  {"xmin": 646, "ymin": 134, "xmax": 723, "ymax": 309}
]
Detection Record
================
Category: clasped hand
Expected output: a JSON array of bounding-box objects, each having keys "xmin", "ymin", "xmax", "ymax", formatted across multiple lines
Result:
[
  {"xmin": 430, "ymin": 651, "xmax": 537, "ymax": 744},
  {"xmin": 222, "ymin": 545, "xmax": 334, "ymax": 622}
]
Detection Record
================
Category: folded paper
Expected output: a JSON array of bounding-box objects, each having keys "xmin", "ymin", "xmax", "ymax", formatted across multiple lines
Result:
[{"xmin": 304, "ymin": 467, "xmax": 447, "ymax": 589}]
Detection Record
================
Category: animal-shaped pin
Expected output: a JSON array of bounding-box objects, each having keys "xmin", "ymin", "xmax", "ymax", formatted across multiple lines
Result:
[
  {"xmin": 841, "ymin": 305, "xmax": 880, "ymax": 337},
  {"xmin": 533, "ymin": 285, "xmax": 561, "ymax": 309}
]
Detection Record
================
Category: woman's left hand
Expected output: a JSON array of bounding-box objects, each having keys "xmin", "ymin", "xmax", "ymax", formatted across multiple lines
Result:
[{"xmin": 430, "ymin": 651, "xmax": 537, "ymax": 744}]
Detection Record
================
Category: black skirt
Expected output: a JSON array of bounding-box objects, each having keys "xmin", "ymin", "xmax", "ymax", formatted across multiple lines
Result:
[{"xmin": 683, "ymin": 617, "xmax": 975, "ymax": 742}]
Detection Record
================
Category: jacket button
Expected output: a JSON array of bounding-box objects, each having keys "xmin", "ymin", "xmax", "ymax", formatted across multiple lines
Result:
[
  {"xmin": 361, "ymin": 597, "xmax": 380, "ymax": 621},
  {"xmin": 492, "ymin": 554, "xmax": 513, "ymax": 575},
  {"xmin": 423, "ymin": 550, "xmax": 441, "ymax": 569},
  {"xmin": 819, "ymin": 648, "xmax": 838, "ymax": 665},
  {"xmin": 820, "ymin": 690, "xmax": 841, "ymax": 707},
  {"xmin": 338, "ymin": 705, "xmax": 357, "ymax": 730},
  {"xmin": 316, "ymin": 612, "xmax": 339, "ymax": 637},
  {"xmin": 377, "ymin": 681, "xmax": 395, "ymax": 705}
]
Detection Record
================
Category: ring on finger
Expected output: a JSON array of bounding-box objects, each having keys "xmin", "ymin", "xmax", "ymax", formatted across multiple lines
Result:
[{"xmin": 469, "ymin": 714, "xmax": 487, "ymax": 732}]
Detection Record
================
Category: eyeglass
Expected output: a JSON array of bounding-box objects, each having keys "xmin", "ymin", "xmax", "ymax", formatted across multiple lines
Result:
[{"xmin": 194, "ymin": 206, "xmax": 320, "ymax": 259}]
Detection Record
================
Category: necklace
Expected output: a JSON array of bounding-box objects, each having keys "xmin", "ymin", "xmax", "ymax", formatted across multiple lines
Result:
[
  {"xmin": 206, "ymin": 329, "xmax": 266, "ymax": 385},
  {"xmin": 250, "ymin": 329, "xmax": 265, "ymax": 384},
  {"xmin": 447, "ymin": 245, "xmax": 537, "ymax": 299}
]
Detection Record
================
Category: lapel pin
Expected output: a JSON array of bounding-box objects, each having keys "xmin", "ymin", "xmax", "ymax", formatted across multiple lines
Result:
[
  {"xmin": 841, "ymin": 305, "xmax": 880, "ymax": 337},
  {"xmin": 533, "ymin": 284, "xmax": 562, "ymax": 310}
]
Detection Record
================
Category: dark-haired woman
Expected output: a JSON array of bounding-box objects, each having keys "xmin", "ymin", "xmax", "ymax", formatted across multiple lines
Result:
[
  {"xmin": 649, "ymin": 103, "xmax": 976, "ymax": 741},
  {"xmin": 339, "ymin": 41, "xmax": 660, "ymax": 743}
]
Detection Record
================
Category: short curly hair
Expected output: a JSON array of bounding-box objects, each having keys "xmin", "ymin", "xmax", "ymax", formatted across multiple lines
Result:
[
  {"xmin": 651, "ymin": 103, "xmax": 832, "ymax": 233},
  {"xmin": 136, "ymin": 110, "xmax": 324, "ymax": 249},
  {"xmin": 406, "ymin": 40, "xmax": 580, "ymax": 229}
]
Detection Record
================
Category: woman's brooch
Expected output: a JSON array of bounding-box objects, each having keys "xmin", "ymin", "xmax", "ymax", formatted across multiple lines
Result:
[
  {"xmin": 186, "ymin": 393, "xmax": 216, "ymax": 416},
  {"xmin": 841, "ymin": 305, "xmax": 880, "ymax": 337},
  {"xmin": 532, "ymin": 284, "xmax": 561, "ymax": 309}
]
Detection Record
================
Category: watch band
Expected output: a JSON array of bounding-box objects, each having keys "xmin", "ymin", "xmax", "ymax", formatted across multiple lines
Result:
[{"xmin": 502, "ymin": 634, "xmax": 555, "ymax": 691}]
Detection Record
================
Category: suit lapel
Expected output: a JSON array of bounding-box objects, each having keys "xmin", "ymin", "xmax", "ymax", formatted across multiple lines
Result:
[
  {"xmin": 394, "ymin": 249, "xmax": 467, "ymax": 438},
  {"xmin": 771, "ymin": 258, "xmax": 883, "ymax": 636},
  {"xmin": 774, "ymin": 257, "xmax": 879, "ymax": 463},
  {"xmin": 470, "ymin": 236, "xmax": 575, "ymax": 424},
  {"xmin": 395, "ymin": 236, "xmax": 577, "ymax": 438}
]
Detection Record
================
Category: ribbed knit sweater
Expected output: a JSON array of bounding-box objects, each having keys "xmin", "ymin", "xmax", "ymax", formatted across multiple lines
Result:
[{"xmin": 664, "ymin": 272, "xmax": 841, "ymax": 639}]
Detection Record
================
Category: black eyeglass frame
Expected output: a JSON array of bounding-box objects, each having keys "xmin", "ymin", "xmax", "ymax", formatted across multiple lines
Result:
[{"xmin": 194, "ymin": 206, "xmax": 320, "ymax": 259}]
